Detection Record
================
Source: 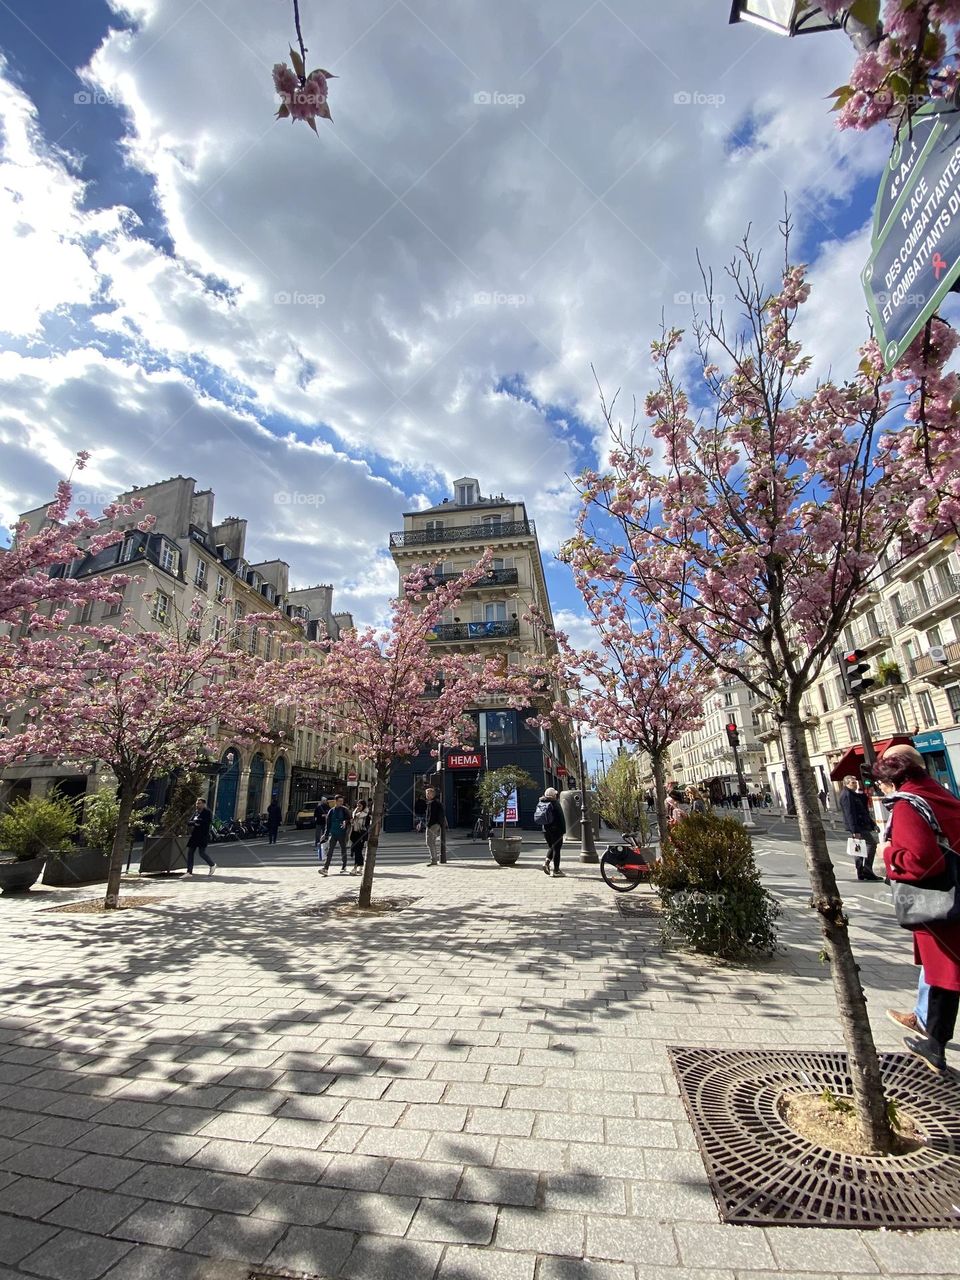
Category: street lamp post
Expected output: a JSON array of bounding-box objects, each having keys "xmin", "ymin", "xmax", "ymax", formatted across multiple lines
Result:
[
  {"xmin": 728, "ymin": 3, "xmax": 881, "ymax": 51},
  {"xmin": 577, "ymin": 728, "xmax": 598, "ymax": 863}
]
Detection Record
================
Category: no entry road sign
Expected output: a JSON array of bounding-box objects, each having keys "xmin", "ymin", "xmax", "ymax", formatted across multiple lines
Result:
[{"xmin": 863, "ymin": 102, "xmax": 960, "ymax": 368}]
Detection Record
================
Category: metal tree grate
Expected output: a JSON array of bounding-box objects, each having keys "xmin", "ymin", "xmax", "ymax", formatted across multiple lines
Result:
[
  {"xmin": 615, "ymin": 894, "xmax": 659, "ymax": 919},
  {"xmin": 248, "ymin": 1270, "xmax": 332, "ymax": 1280},
  {"xmin": 669, "ymin": 1046, "xmax": 960, "ymax": 1228}
]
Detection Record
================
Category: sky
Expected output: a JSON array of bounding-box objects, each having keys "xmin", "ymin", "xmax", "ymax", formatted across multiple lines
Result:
[{"xmin": 0, "ymin": 0, "xmax": 892, "ymax": 659}]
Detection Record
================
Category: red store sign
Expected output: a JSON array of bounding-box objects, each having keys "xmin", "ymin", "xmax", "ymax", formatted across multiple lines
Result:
[{"xmin": 446, "ymin": 751, "xmax": 483, "ymax": 770}]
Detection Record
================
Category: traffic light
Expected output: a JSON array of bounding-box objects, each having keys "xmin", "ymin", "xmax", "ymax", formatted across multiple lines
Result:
[
  {"xmin": 841, "ymin": 649, "xmax": 875, "ymax": 696},
  {"xmin": 725, "ymin": 721, "xmax": 740, "ymax": 747},
  {"xmin": 859, "ymin": 762, "xmax": 876, "ymax": 790}
]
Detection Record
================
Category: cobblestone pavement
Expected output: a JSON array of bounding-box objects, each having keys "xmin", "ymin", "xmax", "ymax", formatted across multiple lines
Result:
[{"xmin": 0, "ymin": 824, "xmax": 957, "ymax": 1280}]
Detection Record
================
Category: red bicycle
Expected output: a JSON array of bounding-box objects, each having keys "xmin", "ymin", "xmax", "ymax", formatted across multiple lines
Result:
[{"xmin": 600, "ymin": 832, "xmax": 654, "ymax": 893}]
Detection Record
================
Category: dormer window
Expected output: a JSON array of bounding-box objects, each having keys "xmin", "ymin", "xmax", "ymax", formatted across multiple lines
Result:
[{"xmin": 456, "ymin": 481, "xmax": 477, "ymax": 506}]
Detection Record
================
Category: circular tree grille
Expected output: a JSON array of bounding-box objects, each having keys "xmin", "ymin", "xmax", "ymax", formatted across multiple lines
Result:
[{"xmin": 669, "ymin": 1046, "xmax": 960, "ymax": 1228}]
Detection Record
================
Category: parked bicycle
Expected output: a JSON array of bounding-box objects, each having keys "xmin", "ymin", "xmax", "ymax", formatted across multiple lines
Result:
[
  {"xmin": 599, "ymin": 831, "xmax": 655, "ymax": 893},
  {"xmin": 471, "ymin": 813, "xmax": 495, "ymax": 841}
]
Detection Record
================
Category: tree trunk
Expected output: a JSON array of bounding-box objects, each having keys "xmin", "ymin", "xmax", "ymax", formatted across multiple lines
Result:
[
  {"xmin": 652, "ymin": 750, "xmax": 668, "ymax": 845},
  {"xmin": 358, "ymin": 762, "xmax": 388, "ymax": 910},
  {"xmin": 780, "ymin": 711, "xmax": 894, "ymax": 1154},
  {"xmin": 103, "ymin": 785, "xmax": 135, "ymax": 910}
]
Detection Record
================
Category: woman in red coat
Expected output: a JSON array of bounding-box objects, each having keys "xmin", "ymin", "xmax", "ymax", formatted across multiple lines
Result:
[{"xmin": 877, "ymin": 745, "xmax": 960, "ymax": 1074}]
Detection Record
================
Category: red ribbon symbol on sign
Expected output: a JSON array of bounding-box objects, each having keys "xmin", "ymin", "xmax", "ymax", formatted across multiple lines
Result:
[{"xmin": 932, "ymin": 252, "xmax": 948, "ymax": 280}]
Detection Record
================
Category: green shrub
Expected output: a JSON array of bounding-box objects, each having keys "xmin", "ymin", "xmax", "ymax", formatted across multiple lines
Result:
[
  {"xmin": 652, "ymin": 812, "xmax": 780, "ymax": 960},
  {"xmin": 0, "ymin": 794, "xmax": 77, "ymax": 862},
  {"xmin": 79, "ymin": 787, "xmax": 154, "ymax": 855}
]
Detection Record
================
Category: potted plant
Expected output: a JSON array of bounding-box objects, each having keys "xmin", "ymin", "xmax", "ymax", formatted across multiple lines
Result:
[
  {"xmin": 0, "ymin": 794, "xmax": 77, "ymax": 893},
  {"xmin": 476, "ymin": 766, "xmax": 539, "ymax": 866},
  {"xmin": 42, "ymin": 785, "xmax": 152, "ymax": 887},
  {"xmin": 875, "ymin": 657, "xmax": 903, "ymax": 687}
]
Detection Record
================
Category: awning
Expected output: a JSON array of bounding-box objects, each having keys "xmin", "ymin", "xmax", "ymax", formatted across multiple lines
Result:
[{"xmin": 829, "ymin": 736, "xmax": 914, "ymax": 782}]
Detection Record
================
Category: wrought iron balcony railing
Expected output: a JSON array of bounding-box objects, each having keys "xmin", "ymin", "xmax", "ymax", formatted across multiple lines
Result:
[
  {"xmin": 407, "ymin": 567, "xmax": 520, "ymax": 591},
  {"xmin": 427, "ymin": 620, "xmax": 520, "ymax": 642},
  {"xmin": 390, "ymin": 520, "xmax": 534, "ymax": 548}
]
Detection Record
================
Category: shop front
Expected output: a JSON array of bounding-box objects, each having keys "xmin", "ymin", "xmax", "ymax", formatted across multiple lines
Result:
[{"xmin": 912, "ymin": 729, "xmax": 958, "ymax": 794}]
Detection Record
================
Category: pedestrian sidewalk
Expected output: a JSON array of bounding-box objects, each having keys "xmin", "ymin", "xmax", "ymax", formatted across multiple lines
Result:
[{"xmin": 0, "ymin": 832, "xmax": 955, "ymax": 1280}]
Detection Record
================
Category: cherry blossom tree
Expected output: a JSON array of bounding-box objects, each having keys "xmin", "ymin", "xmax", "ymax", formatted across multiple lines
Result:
[
  {"xmin": 0, "ymin": 605, "xmax": 274, "ymax": 910},
  {"xmin": 281, "ymin": 553, "xmax": 506, "ymax": 909},
  {"xmin": 818, "ymin": 1, "xmax": 960, "ymax": 132},
  {"xmin": 0, "ymin": 455, "xmax": 147, "ymax": 631},
  {"xmin": 517, "ymin": 600, "xmax": 712, "ymax": 837},
  {"xmin": 273, "ymin": 1, "xmax": 335, "ymax": 130},
  {"xmin": 565, "ymin": 228, "xmax": 935, "ymax": 1153}
]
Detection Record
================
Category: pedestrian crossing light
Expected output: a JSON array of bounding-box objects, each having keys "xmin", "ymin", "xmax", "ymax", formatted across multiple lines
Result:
[
  {"xmin": 842, "ymin": 649, "xmax": 875, "ymax": 696},
  {"xmin": 725, "ymin": 722, "xmax": 740, "ymax": 747}
]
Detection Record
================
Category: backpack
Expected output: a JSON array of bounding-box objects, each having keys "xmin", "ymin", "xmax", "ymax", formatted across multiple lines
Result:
[{"xmin": 533, "ymin": 798, "xmax": 553, "ymax": 826}]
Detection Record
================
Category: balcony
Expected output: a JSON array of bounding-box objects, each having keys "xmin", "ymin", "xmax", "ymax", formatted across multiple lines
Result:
[
  {"xmin": 912, "ymin": 638, "xmax": 960, "ymax": 681},
  {"xmin": 390, "ymin": 520, "xmax": 534, "ymax": 548},
  {"xmin": 427, "ymin": 620, "xmax": 520, "ymax": 642},
  {"xmin": 847, "ymin": 620, "xmax": 891, "ymax": 656},
  {"xmin": 899, "ymin": 574, "xmax": 960, "ymax": 627},
  {"xmin": 409, "ymin": 567, "xmax": 520, "ymax": 592}
]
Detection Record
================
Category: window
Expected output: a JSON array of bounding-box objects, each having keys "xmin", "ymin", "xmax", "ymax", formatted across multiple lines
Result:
[
  {"xmin": 916, "ymin": 577, "xmax": 931, "ymax": 608},
  {"xmin": 819, "ymin": 685, "xmax": 829, "ymax": 712},
  {"xmin": 891, "ymin": 699, "xmax": 909, "ymax": 733},
  {"xmin": 121, "ymin": 536, "xmax": 145, "ymax": 563},
  {"xmin": 491, "ymin": 557, "xmax": 504, "ymax": 571},
  {"xmin": 159, "ymin": 541, "xmax": 179, "ymax": 575},
  {"xmin": 724, "ymin": 692, "xmax": 732, "ymax": 707},
  {"xmin": 152, "ymin": 591, "xmax": 170, "ymax": 625},
  {"xmin": 195, "ymin": 559, "xmax": 208, "ymax": 590},
  {"xmin": 215, "ymin": 573, "xmax": 227, "ymax": 603},
  {"xmin": 917, "ymin": 690, "xmax": 937, "ymax": 728},
  {"xmin": 867, "ymin": 709, "xmax": 880, "ymax": 735},
  {"xmin": 483, "ymin": 711, "xmax": 515, "ymax": 746},
  {"xmin": 213, "ymin": 616, "xmax": 226, "ymax": 643},
  {"xmin": 425, "ymin": 520, "xmax": 443, "ymax": 534},
  {"xmin": 808, "ymin": 728, "xmax": 819, "ymax": 752},
  {"xmin": 78, "ymin": 601, "xmax": 93, "ymax": 624},
  {"xmin": 827, "ymin": 720, "xmax": 837, "ymax": 748},
  {"xmin": 484, "ymin": 602, "xmax": 507, "ymax": 623},
  {"xmin": 928, "ymin": 625, "xmax": 943, "ymax": 648},
  {"xmin": 948, "ymin": 685, "xmax": 960, "ymax": 725},
  {"xmin": 234, "ymin": 601, "xmax": 244, "ymax": 620},
  {"xmin": 865, "ymin": 608, "xmax": 880, "ymax": 639},
  {"xmin": 845, "ymin": 715, "xmax": 856, "ymax": 742},
  {"xmin": 186, "ymin": 620, "xmax": 201, "ymax": 643},
  {"xmin": 456, "ymin": 482, "xmax": 476, "ymax": 505},
  {"xmin": 103, "ymin": 599, "xmax": 122, "ymax": 618},
  {"xmin": 834, "ymin": 675, "xmax": 847, "ymax": 705},
  {"xmin": 481, "ymin": 514, "xmax": 503, "ymax": 528}
]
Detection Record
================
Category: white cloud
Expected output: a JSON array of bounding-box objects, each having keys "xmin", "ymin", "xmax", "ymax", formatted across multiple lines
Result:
[{"xmin": 0, "ymin": 0, "xmax": 893, "ymax": 633}]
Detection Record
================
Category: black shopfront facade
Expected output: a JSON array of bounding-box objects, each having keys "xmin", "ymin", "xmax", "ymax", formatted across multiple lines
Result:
[{"xmin": 382, "ymin": 705, "xmax": 568, "ymax": 833}]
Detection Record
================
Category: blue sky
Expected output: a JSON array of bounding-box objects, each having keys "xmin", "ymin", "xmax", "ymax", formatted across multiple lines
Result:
[{"xmin": 0, "ymin": 0, "xmax": 891, "ymax": 647}]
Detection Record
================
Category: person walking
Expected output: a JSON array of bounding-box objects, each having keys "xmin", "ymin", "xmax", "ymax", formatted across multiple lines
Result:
[
  {"xmin": 538, "ymin": 787, "xmax": 566, "ymax": 877},
  {"xmin": 685, "ymin": 787, "xmax": 708, "ymax": 815},
  {"xmin": 186, "ymin": 798, "xmax": 216, "ymax": 876},
  {"xmin": 876, "ymin": 743, "xmax": 960, "ymax": 1074},
  {"xmin": 313, "ymin": 796, "xmax": 330, "ymax": 867},
  {"xmin": 350, "ymin": 799, "xmax": 370, "ymax": 874},
  {"xmin": 839, "ymin": 775, "xmax": 882, "ymax": 881},
  {"xmin": 424, "ymin": 787, "xmax": 447, "ymax": 866},
  {"xmin": 320, "ymin": 795, "xmax": 352, "ymax": 876},
  {"xmin": 266, "ymin": 798, "xmax": 282, "ymax": 845}
]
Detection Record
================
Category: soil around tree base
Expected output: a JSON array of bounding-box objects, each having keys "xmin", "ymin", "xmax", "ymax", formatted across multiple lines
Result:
[
  {"xmin": 43, "ymin": 896, "xmax": 160, "ymax": 914},
  {"xmin": 780, "ymin": 1092, "xmax": 924, "ymax": 1156}
]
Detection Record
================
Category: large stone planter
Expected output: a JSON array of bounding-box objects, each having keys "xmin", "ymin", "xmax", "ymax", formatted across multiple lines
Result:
[
  {"xmin": 0, "ymin": 856, "xmax": 45, "ymax": 894},
  {"xmin": 42, "ymin": 847, "xmax": 110, "ymax": 887},
  {"xmin": 489, "ymin": 835, "xmax": 523, "ymax": 867},
  {"xmin": 139, "ymin": 835, "xmax": 187, "ymax": 874}
]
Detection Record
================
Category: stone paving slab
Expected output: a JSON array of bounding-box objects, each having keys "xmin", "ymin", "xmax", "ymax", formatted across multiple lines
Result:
[{"xmin": 1, "ymin": 824, "xmax": 958, "ymax": 1279}]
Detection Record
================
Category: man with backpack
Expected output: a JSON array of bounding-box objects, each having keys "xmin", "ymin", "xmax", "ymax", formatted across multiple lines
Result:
[
  {"xmin": 535, "ymin": 787, "xmax": 566, "ymax": 877},
  {"xmin": 319, "ymin": 795, "xmax": 353, "ymax": 876}
]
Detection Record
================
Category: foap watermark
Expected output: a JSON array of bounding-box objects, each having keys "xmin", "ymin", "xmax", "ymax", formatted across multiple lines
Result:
[
  {"xmin": 673, "ymin": 90, "xmax": 725, "ymax": 108},
  {"xmin": 274, "ymin": 291, "xmax": 325, "ymax": 307},
  {"xmin": 474, "ymin": 290, "xmax": 529, "ymax": 307},
  {"xmin": 674, "ymin": 290, "xmax": 725, "ymax": 306},
  {"xmin": 474, "ymin": 90, "xmax": 525, "ymax": 108},
  {"xmin": 274, "ymin": 491, "xmax": 326, "ymax": 507},
  {"xmin": 74, "ymin": 89, "xmax": 120, "ymax": 107},
  {"xmin": 73, "ymin": 491, "xmax": 116, "ymax": 509}
]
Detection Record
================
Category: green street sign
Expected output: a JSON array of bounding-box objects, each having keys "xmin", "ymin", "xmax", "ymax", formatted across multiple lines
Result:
[{"xmin": 863, "ymin": 102, "xmax": 960, "ymax": 368}]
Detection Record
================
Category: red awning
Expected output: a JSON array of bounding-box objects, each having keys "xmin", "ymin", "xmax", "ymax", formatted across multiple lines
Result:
[{"xmin": 829, "ymin": 736, "xmax": 914, "ymax": 782}]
